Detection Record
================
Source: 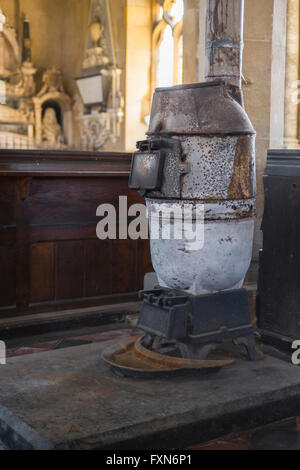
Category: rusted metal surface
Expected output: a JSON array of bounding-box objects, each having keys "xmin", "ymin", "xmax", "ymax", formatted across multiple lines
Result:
[
  {"xmin": 148, "ymin": 81, "xmax": 254, "ymax": 137},
  {"xmin": 227, "ymin": 135, "xmax": 256, "ymax": 200},
  {"xmin": 132, "ymin": 84, "xmax": 255, "ymax": 297},
  {"xmin": 147, "ymin": 197, "xmax": 255, "ymax": 220},
  {"xmin": 102, "ymin": 336, "xmax": 234, "ymax": 377},
  {"xmin": 180, "ymin": 135, "xmax": 255, "ymax": 201},
  {"xmin": 130, "ymin": 0, "xmax": 255, "ymax": 300},
  {"xmin": 205, "ymin": 0, "xmax": 244, "ymax": 88}
]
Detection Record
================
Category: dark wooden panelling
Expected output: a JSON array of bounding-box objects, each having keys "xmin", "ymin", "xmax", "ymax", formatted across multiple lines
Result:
[
  {"xmin": 15, "ymin": 178, "xmax": 30, "ymax": 312},
  {"xmin": 0, "ymin": 177, "xmax": 15, "ymax": 225},
  {"xmin": 26, "ymin": 178, "xmax": 142, "ymax": 226},
  {"xmin": 0, "ymin": 150, "xmax": 154, "ymax": 318},
  {"xmin": 0, "ymin": 178, "xmax": 15, "ymax": 202},
  {"xmin": 0, "ymin": 177, "xmax": 17, "ymax": 307},
  {"xmin": 56, "ymin": 241, "xmax": 85, "ymax": 300},
  {"xmin": 30, "ymin": 243, "xmax": 54, "ymax": 303},
  {"xmin": 29, "ymin": 225, "xmax": 96, "ymax": 244},
  {"xmin": 112, "ymin": 239, "xmax": 136, "ymax": 294},
  {"xmin": 259, "ymin": 175, "xmax": 300, "ymax": 336},
  {"xmin": 0, "ymin": 149, "xmax": 132, "ymax": 176},
  {"xmin": 0, "ymin": 246, "xmax": 16, "ymax": 307},
  {"xmin": 258, "ymin": 151, "xmax": 300, "ymax": 351},
  {"xmin": 85, "ymin": 239, "xmax": 111, "ymax": 297},
  {"xmin": 0, "ymin": 227, "xmax": 16, "ymax": 246}
]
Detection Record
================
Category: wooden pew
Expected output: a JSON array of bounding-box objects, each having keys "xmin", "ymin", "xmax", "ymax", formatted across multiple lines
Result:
[{"xmin": 0, "ymin": 149, "xmax": 153, "ymax": 318}]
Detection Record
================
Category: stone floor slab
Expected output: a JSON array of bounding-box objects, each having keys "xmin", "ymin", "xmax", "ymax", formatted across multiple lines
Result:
[{"xmin": 0, "ymin": 340, "xmax": 300, "ymax": 449}]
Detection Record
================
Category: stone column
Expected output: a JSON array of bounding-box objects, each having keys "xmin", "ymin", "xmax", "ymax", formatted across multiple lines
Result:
[
  {"xmin": 284, "ymin": 0, "xmax": 300, "ymax": 148},
  {"xmin": 125, "ymin": 0, "xmax": 152, "ymax": 152},
  {"xmin": 269, "ymin": 0, "xmax": 287, "ymax": 149},
  {"xmin": 183, "ymin": 0, "xmax": 203, "ymax": 84},
  {"xmin": 33, "ymin": 99, "xmax": 42, "ymax": 147}
]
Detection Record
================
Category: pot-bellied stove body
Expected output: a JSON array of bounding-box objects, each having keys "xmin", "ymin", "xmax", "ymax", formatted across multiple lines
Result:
[
  {"xmin": 130, "ymin": 81, "xmax": 256, "ymax": 296},
  {"xmin": 129, "ymin": 80, "xmax": 262, "ymax": 362}
]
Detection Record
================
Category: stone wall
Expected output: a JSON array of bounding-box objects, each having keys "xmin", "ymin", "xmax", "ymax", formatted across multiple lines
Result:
[{"xmin": 1, "ymin": 0, "xmax": 90, "ymax": 96}]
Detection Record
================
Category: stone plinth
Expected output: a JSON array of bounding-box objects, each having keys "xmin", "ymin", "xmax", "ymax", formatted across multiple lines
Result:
[{"xmin": 0, "ymin": 340, "xmax": 300, "ymax": 449}]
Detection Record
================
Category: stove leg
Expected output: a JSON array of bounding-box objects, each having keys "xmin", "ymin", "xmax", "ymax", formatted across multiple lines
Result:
[
  {"xmin": 179, "ymin": 342, "xmax": 217, "ymax": 360},
  {"xmin": 233, "ymin": 335, "xmax": 264, "ymax": 361},
  {"xmin": 142, "ymin": 334, "xmax": 154, "ymax": 349}
]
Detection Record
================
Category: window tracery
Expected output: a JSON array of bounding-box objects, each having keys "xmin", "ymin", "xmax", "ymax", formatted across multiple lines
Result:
[{"xmin": 152, "ymin": 0, "xmax": 184, "ymax": 92}]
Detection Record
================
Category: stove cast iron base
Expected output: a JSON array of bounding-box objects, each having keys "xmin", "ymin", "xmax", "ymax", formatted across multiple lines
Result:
[{"xmin": 138, "ymin": 288, "xmax": 263, "ymax": 361}]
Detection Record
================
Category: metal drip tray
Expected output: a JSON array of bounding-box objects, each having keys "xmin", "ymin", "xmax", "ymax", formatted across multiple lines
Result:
[{"xmin": 102, "ymin": 336, "xmax": 235, "ymax": 378}]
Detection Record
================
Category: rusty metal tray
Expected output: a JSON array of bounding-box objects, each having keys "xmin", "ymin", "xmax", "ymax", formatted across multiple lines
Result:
[{"xmin": 102, "ymin": 336, "xmax": 235, "ymax": 378}]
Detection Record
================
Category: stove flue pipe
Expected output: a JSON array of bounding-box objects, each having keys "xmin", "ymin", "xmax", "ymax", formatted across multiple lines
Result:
[{"xmin": 205, "ymin": 0, "xmax": 244, "ymax": 89}]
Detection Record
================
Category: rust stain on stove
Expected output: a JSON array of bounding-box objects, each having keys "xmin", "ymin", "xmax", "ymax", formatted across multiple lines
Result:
[{"xmin": 227, "ymin": 136, "xmax": 252, "ymax": 200}]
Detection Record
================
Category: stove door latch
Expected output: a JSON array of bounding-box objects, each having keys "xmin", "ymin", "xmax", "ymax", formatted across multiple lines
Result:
[{"xmin": 129, "ymin": 137, "xmax": 189, "ymax": 198}]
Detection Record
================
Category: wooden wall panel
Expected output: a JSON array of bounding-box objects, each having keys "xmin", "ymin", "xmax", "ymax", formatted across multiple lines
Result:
[
  {"xmin": 0, "ymin": 177, "xmax": 15, "ymax": 225},
  {"xmin": 0, "ymin": 246, "xmax": 15, "ymax": 307},
  {"xmin": 25, "ymin": 178, "xmax": 142, "ymax": 226},
  {"xmin": 15, "ymin": 180, "xmax": 29, "ymax": 312},
  {"xmin": 0, "ymin": 150, "xmax": 154, "ymax": 317},
  {"xmin": 85, "ymin": 240, "xmax": 111, "ymax": 297},
  {"xmin": 30, "ymin": 242, "xmax": 54, "ymax": 303},
  {"xmin": 56, "ymin": 241, "xmax": 85, "ymax": 300},
  {"xmin": 0, "ymin": 227, "xmax": 16, "ymax": 246},
  {"xmin": 112, "ymin": 239, "xmax": 136, "ymax": 294}
]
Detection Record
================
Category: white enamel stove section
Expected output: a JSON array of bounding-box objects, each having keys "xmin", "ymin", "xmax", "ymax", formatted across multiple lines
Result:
[{"xmin": 147, "ymin": 198, "xmax": 254, "ymax": 296}]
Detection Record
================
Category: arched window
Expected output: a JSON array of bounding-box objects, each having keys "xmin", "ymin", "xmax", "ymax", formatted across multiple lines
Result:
[{"xmin": 152, "ymin": 0, "xmax": 184, "ymax": 93}]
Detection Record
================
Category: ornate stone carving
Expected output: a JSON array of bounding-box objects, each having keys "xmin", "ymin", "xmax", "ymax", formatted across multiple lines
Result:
[
  {"xmin": 33, "ymin": 69, "xmax": 73, "ymax": 148},
  {"xmin": 0, "ymin": 103, "xmax": 31, "ymax": 122},
  {"xmin": 82, "ymin": 0, "xmax": 112, "ymax": 70},
  {"xmin": 0, "ymin": 14, "xmax": 21, "ymax": 79},
  {"xmin": 14, "ymin": 61, "xmax": 37, "ymax": 96},
  {"xmin": 78, "ymin": 113, "xmax": 110, "ymax": 149},
  {"xmin": 37, "ymin": 67, "xmax": 64, "ymax": 97},
  {"xmin": 42, "ymin": 107, "xmax": 63, "ymax": 147},
  {"xmin": 0, "ymin": 12, "xmax": 73, "ymax": 150},
  {"xmin": 75, "ymin": 0, "xmax": 124, "ymax": 149},
  {"xmin": 83, "ymin": 18, "xmax": 109, "ymax": 69}
]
